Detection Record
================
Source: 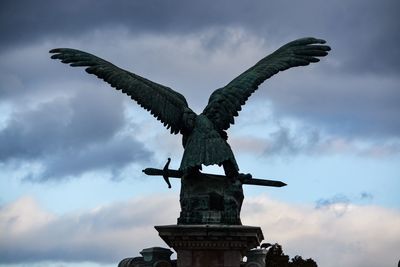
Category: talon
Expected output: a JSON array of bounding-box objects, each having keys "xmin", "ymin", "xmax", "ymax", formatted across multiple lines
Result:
[{"xmin": 239, "ymin": 173, "xmax": 252, "ymax": 181}]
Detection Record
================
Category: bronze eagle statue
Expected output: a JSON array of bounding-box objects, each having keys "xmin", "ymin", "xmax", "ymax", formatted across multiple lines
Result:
[{"xmin": 50, "ymin": 37, "xmax": 330, "ymax": 179}]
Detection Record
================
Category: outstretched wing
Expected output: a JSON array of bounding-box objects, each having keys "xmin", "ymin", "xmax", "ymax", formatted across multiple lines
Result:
[
  {"xmin": 50, "ymin": 48, "xmax": 191, "ymax": 134},
  {"xmin": 202, "ymin": 37, "xmax": 330, "ymax": 131}
]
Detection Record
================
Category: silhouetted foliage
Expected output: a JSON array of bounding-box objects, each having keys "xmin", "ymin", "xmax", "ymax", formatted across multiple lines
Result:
[
  {"xmin": 264, "ymin": 243, "xmax": 317, "ymax": 267},
  {"xmin": 289, "ymin": 255, "xmax": 317, "ymax": 267},
  {"xmin": 265, "ymin": 243, "xmax": 290, "ymax": 267}
]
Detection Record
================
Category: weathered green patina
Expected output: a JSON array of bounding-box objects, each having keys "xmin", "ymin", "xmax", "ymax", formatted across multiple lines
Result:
[{"xmin": 50, "ymin": 37, "xmax": 330, "ymax": 225}]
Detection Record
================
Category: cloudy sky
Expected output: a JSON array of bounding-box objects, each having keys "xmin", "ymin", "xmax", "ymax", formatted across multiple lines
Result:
[{"xmin": 0, "ymin": 0, "xmax": 399, "ymax": 266}]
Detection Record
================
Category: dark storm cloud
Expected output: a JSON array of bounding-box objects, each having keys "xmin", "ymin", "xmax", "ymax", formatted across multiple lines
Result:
[
  {"xmin": 37, "ymin": 135, "xmax": 152, "ymax": 182},
  {"xmin": 2, "ymin": 0, "xmax": 397, "ymax": 141},
  {"xmin": 0, "ymin": 0, "xmax": 248, "ymax": 50},
  {"xmin": 321, "ymin": 0, "xmax": 400, "ymax": 75},
  {"xmin": 0, "ymin": 88, "xmax": 153, "ymax": 181},
  {"xmin": 0, "ymin": 91, "xmax": 120, "ymax": 160},
  {"xmin": 272, "ymin": 125, "xmax": 318, "ymax": 155},
  {"xmin": 1, "ymin": 0, "xmax": 399, "ymax": 74},
  {"xmin": 0, "ymin": 0, "xmax": 399, "ymax": 181},
  {"xmin": 263, "ymin": 68, "xmax": 400, "ymax": 139}
]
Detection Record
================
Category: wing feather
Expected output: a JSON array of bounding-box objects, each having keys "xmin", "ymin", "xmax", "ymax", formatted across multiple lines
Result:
[
  {"xmin": 203, "ymin": 37, "xmax": 330, "ymax": 131},
  {"xmin": 50, "ymin": 48, "xmax": 191, "ymax": 134}
]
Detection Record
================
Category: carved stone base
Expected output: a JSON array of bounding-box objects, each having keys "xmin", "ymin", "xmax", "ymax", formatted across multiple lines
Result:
[
  {"xmin": 155, "ymin": 224, "xmax": 264, "ymax": 267},
  {"xmin": 178, "ymin": 172, "xmax": 244, "ymax": 225}
]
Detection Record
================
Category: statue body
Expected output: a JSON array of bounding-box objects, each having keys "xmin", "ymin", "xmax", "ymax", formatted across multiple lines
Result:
[
  {"xmin": 50, "ymin": 37, "xmax": 330, "ymax": 224},
  {"xmin": 181, "ymin": 113, "xmax": 238, "ymax": 176}
]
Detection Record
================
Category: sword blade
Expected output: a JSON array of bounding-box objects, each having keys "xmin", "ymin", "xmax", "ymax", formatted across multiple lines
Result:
[
  {"xmin": 241, "ymin": 177, "xmax": 287, "ymax": 187},
  {"xmin": 142, "ymin": 168, "xmax": 183, "ymax": 178},
  {"xmin": 142, "ymin": 167, "xmax": 287, "ymax": 187}
]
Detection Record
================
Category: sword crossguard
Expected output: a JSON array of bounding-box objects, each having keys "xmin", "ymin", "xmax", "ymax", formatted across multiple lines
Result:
[{"xmin": 163, "ymin": 158, "xmax": 172, "ymax": 188}]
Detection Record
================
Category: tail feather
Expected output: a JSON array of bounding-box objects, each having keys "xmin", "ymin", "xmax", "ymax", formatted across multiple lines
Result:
[{"xmin": 180, "ymin": 129, "xmax": 238, "ymax": 172}]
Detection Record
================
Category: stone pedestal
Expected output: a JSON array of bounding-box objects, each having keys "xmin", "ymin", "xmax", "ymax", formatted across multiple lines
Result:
[
  {"xmin": 178, "ymin": 172, "xmax": 244, "ymax": 225},
  {"xmin": 155, "ymin": 224, "xmax": 264, "ymax": 267}
]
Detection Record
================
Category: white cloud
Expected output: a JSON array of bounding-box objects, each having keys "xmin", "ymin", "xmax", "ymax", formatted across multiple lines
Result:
[
  {"xmin": 241, "ymin": 195, "xmax": 400, "ymax": 267},
  {"xmin": 0, "ymin": 195, "xmax": 180, "ymax": 264},
  {"xmin": 0, "ymin": 197, "xmax": 55, "ymax": 235},
  {"xmin": 1, "ymin": 195, "xmax": 399, "ymax": 267}
]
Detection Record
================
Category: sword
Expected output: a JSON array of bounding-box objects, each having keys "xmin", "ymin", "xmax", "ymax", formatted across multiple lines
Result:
[{"xmin": 143, "ymin": 159, "xmax": 287, "ymax": 188}]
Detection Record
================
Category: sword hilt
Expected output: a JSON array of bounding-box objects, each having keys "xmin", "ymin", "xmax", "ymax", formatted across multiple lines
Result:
[{"xmin": 163, "ymin": 158, "xmax": 172, "ymax": 189}]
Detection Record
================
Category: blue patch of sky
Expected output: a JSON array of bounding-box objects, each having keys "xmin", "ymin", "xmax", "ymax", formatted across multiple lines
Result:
[
  {"xmin": 241, "ymin": 153, "xmax": 400, "ymax": 209},
  {"xmin": 0, "ymin": 165, "xmax": 181, "ymax": 214},
  {"xmin": 1, "ymin": 151, "xmax": 398, "ymax": 215}
]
